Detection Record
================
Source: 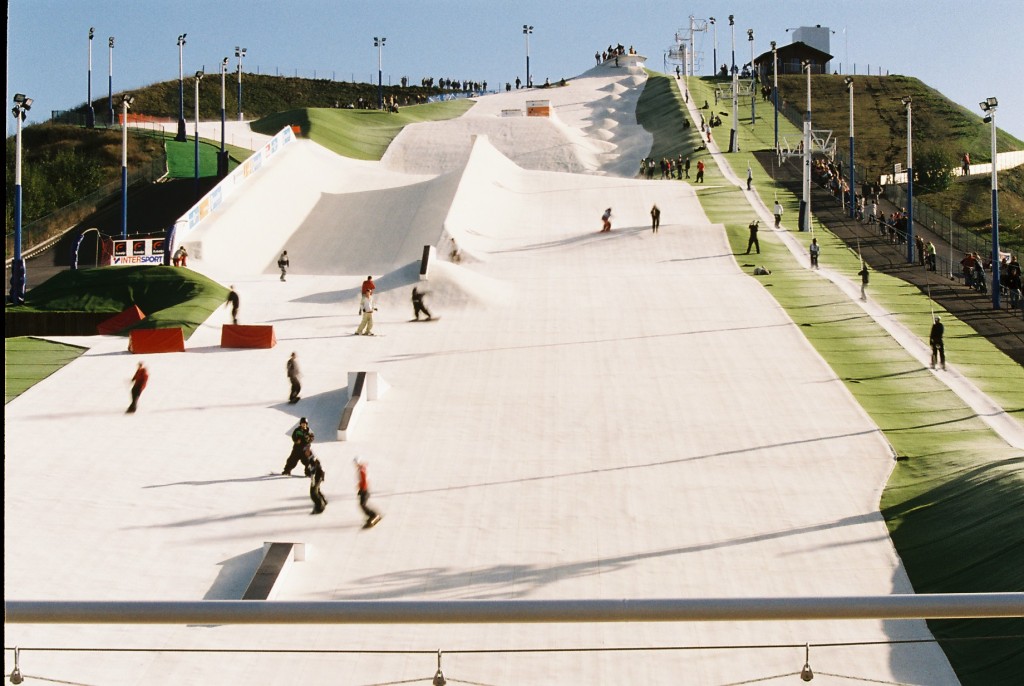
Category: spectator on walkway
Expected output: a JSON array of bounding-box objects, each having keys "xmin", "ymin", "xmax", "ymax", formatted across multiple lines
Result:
[
  {"xmin": 927, "ymin": 242, "xmax": 937, "ymax": 272},
  {"xmin": 744, "ymin": 220, "xmax": 760, "ymax": 254},
  {"xmin": 962, "ymin": 152, "xmax": 970, "ymax": 176},
  {"xmin": 172, "ymin": 246, "xmax": 188, "ymax": 267},
  {"xmin": 930, "ymin": 316, "xmax": 946, "ymax": 370},
  {"xmin": 773, "ymin": 201, "xmax": 783, "ymax": 228},
  {"xmin": 858, "ymin": 262, "xmax": 870, "ymax": 301},
  {"xmin": 809, "ymin": 238, "xmax": 820, "ymax": 269},
  {"xmin": 695, "ymin": 160, "xmax": 705, "ymax": 183}
]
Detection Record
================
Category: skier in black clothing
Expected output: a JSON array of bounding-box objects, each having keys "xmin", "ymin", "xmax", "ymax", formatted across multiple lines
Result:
[
  {"xmin": 930, "ymin": 316, "xmax": 945, "ymax": 370},
  {"xmin": 282, "ymin": 417, "xmax": 314, "ymax": 475},
  {"xmin": 225, "ymin": 286, "xmax": 240, "ymax": 324}
]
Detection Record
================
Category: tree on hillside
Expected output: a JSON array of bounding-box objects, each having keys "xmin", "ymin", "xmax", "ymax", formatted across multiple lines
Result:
[{"xmin": 914, "ymin": 146, "xmax": 956, "ymax": 194}]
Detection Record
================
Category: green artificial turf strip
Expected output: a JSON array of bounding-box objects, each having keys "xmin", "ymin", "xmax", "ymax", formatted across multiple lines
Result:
[
  {"xmin": 7, "ymin": 265, "xmax": 230, "ymax": 339},
  {"xmin": 251, "ymin": 100, "xmax": 474, "ymax": 160},
  {"xmin": 4, "ymin": 337, "xmax": 87, "ymax": 404},
  {"xmin": 165, "ymin": 136, "xmax": 241, "ymax": 178},
  {"xmin": 640, "ymin": 70, "xmax": 1024, "ymax": 684}
]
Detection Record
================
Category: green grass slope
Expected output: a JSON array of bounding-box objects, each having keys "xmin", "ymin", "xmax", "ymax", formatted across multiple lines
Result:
[
  {"xmin": 4, "ymin": 337, "xmax": 86, "ymax": 404},
  {"xmin": 8, "ymin": 266, "xmax": 229, "ymax": 339},
  {"xmin": 251, "ymin": 100, "xmax": 474, "ymax": 159},
  {"xmin": 640, "ymin": 70, "xmax": 1024, "ymax": 685}
]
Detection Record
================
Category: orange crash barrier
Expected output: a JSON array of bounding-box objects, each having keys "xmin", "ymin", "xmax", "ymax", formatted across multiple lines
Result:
[
  {"xmin": 128, "ymin": 328, "xmax": 185, "ymax": 354},
  {"xmin": 97, "ymin": 305, "xmax": 145, "ymax": 335},
  {"xmin": 221, "ymin": 324, "xmax": 277, "ymax": 349}
]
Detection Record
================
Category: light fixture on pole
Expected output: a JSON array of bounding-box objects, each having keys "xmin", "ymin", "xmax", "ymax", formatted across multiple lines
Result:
[
  {"xmin": 373, "ymin": 37, "xmax": 386, "ymax": 109},
  {"xmin": 175, "ymin": 34, "xmax": 188, "ymax": 141},
  {"xmin": 747, "ymin": 29, "xmax": 755, "ymax": 124},
  {"xmin": 432, "ymin": 650, "xmax": 447, "ymax": 686},
  {"xmin": 523, "ymin": 25, "xmax": 533, "ymax": 88},
  {"xmin": 87, "ymin": 27, "xmax": 96, "ymax": 128},
  {"xmin": 845, "ymin": 77, "xmax": 855, "ymax": 218},
  {"xmin": 9, "ymin": 93, "xmax": 32, "ymax": 305},
  {"xmin": 980, "ymin": 96, "xmax": 1000, "ymax": 309},
  {"xmin": 108, "ymin": 36, "xmax": 115, "ymax": 125},
  {"xmin": 218, "ymin": 57, "xmax": 229, "ymax": 177},
  {"xmin": 119, "ymin": 94, "xmax": 135, "ymax": 239},
  {"xmin": 10, "ymin": 646, "xmax": 24, "ymax": 684},
  {"xmin": 728, "ymin": 15, "xmax": 738, "ymax": 152},
  {"xmin": 194, "ymin": 70, "xmax": 204, "ymax": 199},
  {"xmin": 902, "ymin": 95, "xmax": 915, "ymax": 263},
  {"xmin": 708, "ymin": 17, "xmax": 716, "ymax": 76},
  {"xmin": 771, "ymin": 40, "xmax": 779, "ymax": 152},
  {"xmin": 800, "ymin": 643, "xmax": 814, "ymax": 681},
  {"xmin": 799, "ymin": 60, "xmax": 812, "ymax": 232},
  {"xmin": 235, "ymin": 46, "xmax": 247, "ymax": 121}
]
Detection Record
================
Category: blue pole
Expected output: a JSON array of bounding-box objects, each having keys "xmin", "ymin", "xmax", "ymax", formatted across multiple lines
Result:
[
  {"xmin": 87, "ymin": 29, "xmax": 95, "ymax": 128},
  {"xmin": 11, "ymin": 109, "xmax": 27, "ymax": 304}
]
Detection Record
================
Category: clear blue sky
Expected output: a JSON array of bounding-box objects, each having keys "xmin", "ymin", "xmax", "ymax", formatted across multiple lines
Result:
[{"xmin": 7, "ymin": 0, "xmax": 1023, "ymax": 141}]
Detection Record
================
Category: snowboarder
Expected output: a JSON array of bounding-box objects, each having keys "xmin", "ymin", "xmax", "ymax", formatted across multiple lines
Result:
[
  {"xmin": 412, "ymin": 287, "xmax": 433, "ymax": 320},
  {"xmin": 650, "ymin": 204, "xmax": 661, "ymax": 233},
  {"xmin": 309, "ymin": 457, "xmax": 327, "ymax": 514},
  {"xmin": 600, "ymin": 208, "xmax": 612, "ymax": 233},
  {"xmin": 278, "ymin": 251, "xmax": 289, "ymax": 281},
  {"xmin": 126, "ymin": 362, "xmax": 149, "ymax": 414},
  {"xmin": 354, "ymin": 458, "xmax": 381, "ymax": 528},
  {"xmin": 286, "ymin": 352, "xmax": 301, "ymax": 404},
  {"xmin": 282, "ymin": 417, "xmax": 314, "ymax": 476},
  {"xmin": 355, "ymin": 293, "xmax": 376, "ymax": 335},
  {"xmin": 225, "ymin": 286, "xmax": 240, "ymax": 325}
]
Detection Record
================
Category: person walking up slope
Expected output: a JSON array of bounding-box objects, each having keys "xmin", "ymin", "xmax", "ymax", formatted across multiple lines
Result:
[
  {"xmin": 225, "ymin": 286, "xmax": 240, "ymax": 325},
  {"xmin": 354, "ymin": 458, "xmax": 381, "ymax": 528},
  {"xmin": 930, "ymin": 316, "xmax": 946, "ymax": 370},
  {"xmin": 309, "ymin": 457, "xmax": 327, "ymax": 514},
  {"xmin": 278, "ymin": 251, "xmax": 289, "ymax": 281}
]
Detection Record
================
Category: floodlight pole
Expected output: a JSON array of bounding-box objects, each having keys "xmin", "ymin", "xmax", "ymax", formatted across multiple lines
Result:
[
  {"xmin": 728, "ymin": 15, "xmax": 738, "ymax": 152},
  {"xmin": 10, "ymin": 95, "xmax": 31, "ymax": 305},
  {"xmin": 374, "ymin": 37, "xmax": 386, "ymax": 109},
  {"xmin": 218, "ymin": 58, "xmax": 229, "ymax": 177},
  {"xmin": 771, "ymin": 41, "xmax": 779, "ymax": 152},
  {"xmin": 235, "ymin": 47, "xmax": 247, "ymax": 121},
  {"xmin": 176, "ymin": 34, "xmax": 188, "ymax": 141},
  {"xmin": 709, "ymin": 17, "xmax": 716, "ymax": 76},
  {"xmin": 194, "ymin": 71, "xmax": 203, "ymax": 199},
  {"xmin": 87, "ymin": 28, "xmax": 96, "ymax": 128},
  {"xmin": 800, "ymin": 61, "xmax": 812, "ymax": 232},
  {"xmin": 108, "ymin": 37, "xmax": 115, "ymax": 126},
  {"xmin": 846, "ymin": 78, "xmax": 855, "ymax": 218},
  {"xmin": 120, "ymin": 95, "xmax": 132, "ymax": 239},
  {"xmin": 904, "ymin": 97, "xmax": 914, "ymax": 263},
  {"xmin": 523, "ymin": 26, "xmax": 533, "ymax": 88},
  {"xmin": 747, "ymin": 30, "xmax": 755, "ymax": 124},
  {"xmin": 982, "ymin": 98, "xmax": 1000, "ymax": 309}
]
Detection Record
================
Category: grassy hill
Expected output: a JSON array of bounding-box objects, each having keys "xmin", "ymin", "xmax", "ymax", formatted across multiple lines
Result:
[{"xmin": 773, "ymin": 74, "xmax": 1024, "ymax": 241}]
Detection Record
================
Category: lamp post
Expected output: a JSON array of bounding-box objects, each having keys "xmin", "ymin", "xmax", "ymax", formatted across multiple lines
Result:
[
  {"xmin": 175, "ymin": 34, "xmax": 188, "ymax": 141},
  {"xmin": 708, "ymin": 17, "xmax": 716, "ymax": 76},
  {"xmin": 747, "ymin": 29, "xmax": 755, "ymax": 124},
  {"xmin": 218, "ymin": 57, "xmax": 229, "ymax": 177},
  {"xmin": 771, "ymin": 40, "xmax": 779, "ymax": 152},
  {"xmin": 87, "ymin": 27, "xmax": 95, "ymax": 128},
  {"xmin": 523, "ymin": 25, "xmax": 533, "ymax": 88},
  {"xmin": 728, "ymin": 15, "xmax": 738, "ymax": 152},
  {"xmin": 902, "ymin": 96, "xmax": 914, "ymax": 263},
  {"xmin": 845, "ymin": 77, "xmax": 855, "ymax": 218},
  {"xmin": 108, "ymin": 37, "xmax": 115, "ymax": 125},
  {"xmin": 800, "ymin": 60, "xmax": 812, "ymax": 232},
  {"xmin": 235, "ymin": 46, "xmax": 247, "ymax": 121},
  {"xmin": 194, "ymin": 70, "xmax": 204, "ymax": 199},
  {"xmin": 119, "ymin": 94, "xmax": 135, "ymax": 239},
  {"xmin": 980, "ymin": 96, "xmax": 1000, "ymax": 309},
  {"xmin": 373, "ymin": 37, "xmax": 386, "ymax": 109},
  {"xmin": 9, "ymin": 94, "xmax": 32, "ymax": 305}
]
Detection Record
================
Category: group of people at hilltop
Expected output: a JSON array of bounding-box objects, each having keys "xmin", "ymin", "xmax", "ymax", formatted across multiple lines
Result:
[{"xmin": 594, "ymin": 43, "xmax": 634, "ymax": 66}]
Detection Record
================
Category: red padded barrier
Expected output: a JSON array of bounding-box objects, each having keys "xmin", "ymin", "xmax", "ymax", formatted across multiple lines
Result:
[
  {"xmin": 97, "ymin": 305, "xmax": 145, "ymax": 335},
  {"xmin": 128, "ymin": 328, "xmax": 185, "ymax": 353},
  {"xmin": 221, "ymin": 324, "xmax": 276, "ymax": 349}
]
